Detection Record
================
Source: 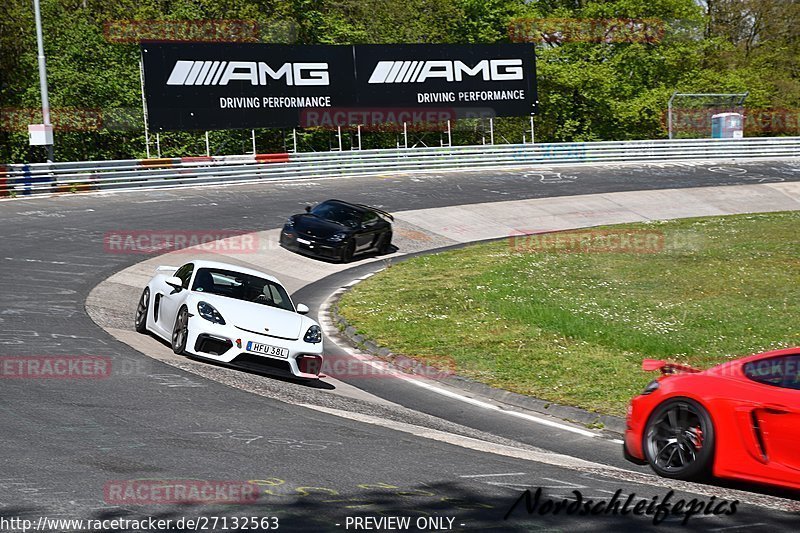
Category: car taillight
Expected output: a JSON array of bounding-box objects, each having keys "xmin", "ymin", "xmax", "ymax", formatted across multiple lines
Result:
[{"xmin": 642, "ymin": 379, "xmax": 660, "ymax": 395}]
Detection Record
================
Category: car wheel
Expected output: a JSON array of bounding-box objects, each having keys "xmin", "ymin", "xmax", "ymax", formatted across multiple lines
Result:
[
  {"xmin": 341, "ymin": 240, "xmax": 356, "ymax": 263},
  {"xmin": 377, "ymin": 231, "xmax": 393, "ymax": 254},
  {"xmin": 171, "ymin": 306, "xmax": 189, "ymax": 355},
  {"xmin": 135, "ymin": 288, "xmax": 150, "ymax": 333},
  {"xmin": 643, "ymin": 398, "xmax": 715, "ymax": 480}
]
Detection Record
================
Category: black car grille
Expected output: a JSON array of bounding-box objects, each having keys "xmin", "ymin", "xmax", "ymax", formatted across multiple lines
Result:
[
  {"xmin": 231, "ymin": 353, "xmax": 293, "ymax": 377},
  {"xmin": 194, "ymin": 335, "xmax": 232, "ymax": 356}
]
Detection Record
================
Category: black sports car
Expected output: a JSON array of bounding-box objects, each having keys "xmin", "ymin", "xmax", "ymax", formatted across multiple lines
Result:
[{"xmin": 279, "ymin": 199, "xmax": 394, "ymax": 262}]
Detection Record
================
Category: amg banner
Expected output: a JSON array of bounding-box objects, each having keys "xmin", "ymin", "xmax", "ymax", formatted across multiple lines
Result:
[
  {"xmin": 353, "ymin": 44, "xmax": 536, "ymax": 120},
  {"xmin": 141, "ymin": 43, "xmax": 536, "ymax": 131},
  {"xmin": 141, "ymin": 43, "xmax": 355, "ymax": 131}
]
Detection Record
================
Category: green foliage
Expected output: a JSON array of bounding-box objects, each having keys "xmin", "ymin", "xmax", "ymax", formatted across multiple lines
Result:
[{"xmin": 1, "ymin": 0, "xmax": 798, "ymax": 162}]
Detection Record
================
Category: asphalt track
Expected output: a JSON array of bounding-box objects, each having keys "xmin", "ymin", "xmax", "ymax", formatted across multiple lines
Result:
[{"xmin": 1, "ymin": 159, "xmax": 799, "ymax": 532}]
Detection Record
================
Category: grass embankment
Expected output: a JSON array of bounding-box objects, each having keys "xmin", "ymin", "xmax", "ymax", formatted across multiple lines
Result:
[{"xmin": 337, "ymin": 212, "xmax": 800, "ymax": 416}]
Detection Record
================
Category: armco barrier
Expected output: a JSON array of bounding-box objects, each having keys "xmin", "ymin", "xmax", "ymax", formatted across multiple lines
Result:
[
  {"xmin": 255, "ymin": 152, "xmax": 291, "ymax": 163},
  {"xmin": 138, "ymin": 157, "xmax": 177, "ymax": 168},
  {"xmin": 2, "ymin": 137, "xmax": 799, "ymax": 196},
  {"xmin": 180, "ymin": 156, "xmax": 214, "ymax": 164},
  {"xmin": 0, "ymin": 165, "xmax": 8, "ymax": 197}
]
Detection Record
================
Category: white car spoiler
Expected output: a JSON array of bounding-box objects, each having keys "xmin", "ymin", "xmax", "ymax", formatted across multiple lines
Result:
[{"xmin": 155, "ymin": 265, "xmax": 179, "ymax": 274}]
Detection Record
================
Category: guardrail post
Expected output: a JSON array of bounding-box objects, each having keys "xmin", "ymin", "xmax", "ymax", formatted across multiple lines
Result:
[
  {"xmin": 251, "ymin": 129, "xmax": 256, "ymax": 155},
  {"xmin": 337, "ymin": 126, "xmax": 342, "ymax": 151},
  {"xmin": 357, "ymin": 124, "xmax": 362, "ymax": 150},
  {"xmin": 447, "ymin": 120, "xmax": 452, "ymax": 147},
  {"xmin": 403, "ymin": 122, "xmax": 408, "ymax": 149},
  {"xmin": 156, "ymin": 133, "xmax": 161, "ymax": 158},
  {"xmin": 205, "ymin": 131, "xmax": 210, "ymax": 156},
  {"xmin": 292, "ymin": 129, "xmax": 297, "ymax": 153},
  {"xmin": 490, "ymin": 118, "xmax": 494, "ymax": 145}
]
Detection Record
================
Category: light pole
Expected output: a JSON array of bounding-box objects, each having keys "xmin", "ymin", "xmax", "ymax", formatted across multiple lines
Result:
[{"xmin": 32, "ymin": 0, "xmax": 54, "ymax": 161}]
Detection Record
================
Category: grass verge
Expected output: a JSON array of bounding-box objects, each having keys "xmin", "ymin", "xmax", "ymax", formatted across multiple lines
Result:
[{"xmin": 336, "ymin": 212, "xmax": 800, "ymax": 416}]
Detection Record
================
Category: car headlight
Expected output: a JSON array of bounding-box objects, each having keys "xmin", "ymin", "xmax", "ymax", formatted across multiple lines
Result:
[
  {"xmin": 197, "ymin": 301, "xmax": 225, "ymax": 325},
  {"xmin": 303, "ymin": 325, "xmax": 322, "ymax": 344},
  {"xmin": 284, "ymin": 217, "xmax": 295, "ymax": 228},
  {"xmin": 642, "ymin": 380, "xmax": 660, "ymax": 395},
  {"xmin": 328, "ymin": 232, "xmax": 348, "ymax": 243}
]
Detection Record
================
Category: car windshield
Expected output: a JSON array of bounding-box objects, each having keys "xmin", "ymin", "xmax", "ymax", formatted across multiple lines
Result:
[
  {"xmin": 191, "ymin": 268, "xmax": 294, "ymax": 312},
  {"xmin": 310, "ymin": 202, "xmax": 361, "ymax": 228}
]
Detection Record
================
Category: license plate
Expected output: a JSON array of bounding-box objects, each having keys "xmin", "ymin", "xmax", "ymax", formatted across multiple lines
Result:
[
  {"xmin": 246, "ymin": 341, "xmax": 289, "ymax": 358},
  {"xmin": 296, "ymin": 237, "xmax": 312, "ymax": 246}
]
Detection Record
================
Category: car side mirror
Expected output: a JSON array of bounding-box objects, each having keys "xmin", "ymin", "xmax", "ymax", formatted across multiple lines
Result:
[
  {"xmin": 305, "ymin": 205, "xmax": 311, "ymax": 213},
  {"xmin": 296, "ymin": 303, "xmax": 310, "ymax": 315},
  {"xmin": 165, "ymin": 276, "xmax": 183, "ymax": 291}
]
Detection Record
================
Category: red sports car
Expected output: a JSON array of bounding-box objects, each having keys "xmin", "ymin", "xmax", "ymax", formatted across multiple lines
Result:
[{"xmin": 624, "ymin": 347, "xmax": 800, "ymax": 491}]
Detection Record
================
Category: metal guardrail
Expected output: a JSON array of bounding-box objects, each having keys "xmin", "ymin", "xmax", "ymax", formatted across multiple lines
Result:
[{"xmin": 2, "ymin": 136, "xmax": 799, "ymax": 196}]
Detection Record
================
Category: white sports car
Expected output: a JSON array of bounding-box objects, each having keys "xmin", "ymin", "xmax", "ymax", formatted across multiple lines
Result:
[{"xmin": 135, "ymin": 259, "xmax": 323, "ymax": 379}]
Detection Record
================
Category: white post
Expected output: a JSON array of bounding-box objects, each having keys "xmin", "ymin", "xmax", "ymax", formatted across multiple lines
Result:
[
  {"xmin": 205, "ymin": 131, "xmax": 210, "ymax": 156},
  {"xmin": 447, "ymin": 120, "xmax": 451, "ymax": 147},
  {"xmin": 357, "ymin": 124, "xmax": 362, "ymax": 150},
  {"xmin": 251, "ymin": 129, "xmax": 256, "ymax": 155},
  {"xmin": 139, "ymin": 59, "xmax": 150, "ymax": 158},
  {"xmin": 403, "ymin": 122, "xmax": 408, "ymax": 149},
  {"xmin": 489, "ymin": 117, "xmax": 494, "ymax": 145},
  {"xmin": 292, "ymin": 128, "xmax": 297, "ymax": 153},
  {"xmin": 33, "ymin": 0, "xmax": 54, "ymax": 162},
  {"xmin": 530, "ymin": 115, "xmax": 535, "ymax": 143},
  {"xmin": 337, "ymin": 126, "xmax": 342, "ymax": 151},
  {"xmin": 155, "ymin": 132, "xmax": 161, "ymax": 158}
]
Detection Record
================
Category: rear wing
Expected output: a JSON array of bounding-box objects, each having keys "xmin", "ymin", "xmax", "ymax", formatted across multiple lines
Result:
[
  {"xmin": 155, "ymin": 265, "xmax": 178, "ymax": 274},
  {"xmin": 642, "ymin": 359, "xmax": 701, "ymax": 375},
  {"xmin": 354, "ymin": 203, "xmax": 394, "ymax": 222}
]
